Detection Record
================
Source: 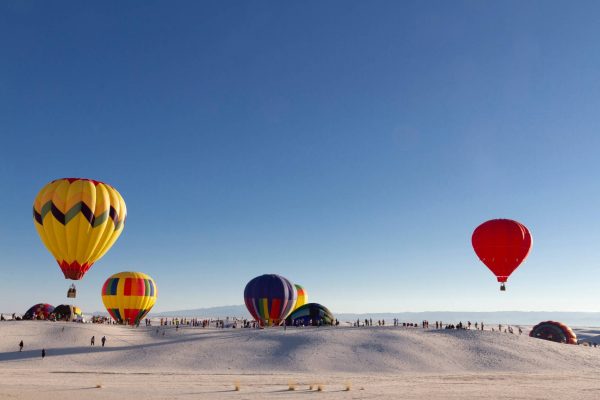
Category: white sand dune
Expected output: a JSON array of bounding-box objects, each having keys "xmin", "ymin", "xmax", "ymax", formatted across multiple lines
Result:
[{"xmin": 1, "ymin": 321, "xmax": 600, "ymax": 399}]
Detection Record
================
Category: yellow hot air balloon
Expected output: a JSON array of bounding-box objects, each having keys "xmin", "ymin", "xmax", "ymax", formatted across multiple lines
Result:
[
  {"xmin": 293, "ymin": 284, "xmax": 308, "ymax": 311},
  {"xmin": 102, "ymin": 271, "xmax": 157, "ymax": 325},
  {"xmin": 33, "ymin": 178, "xmax": 127, "ymax": 280}
]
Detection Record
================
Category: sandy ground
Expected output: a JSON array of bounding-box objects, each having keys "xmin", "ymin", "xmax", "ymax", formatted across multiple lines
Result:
[{"xmin": 1, "ymin": 321, "xmax": 600, "ymax": 399}]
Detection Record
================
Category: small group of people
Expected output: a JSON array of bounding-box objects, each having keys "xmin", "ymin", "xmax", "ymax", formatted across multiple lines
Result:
[
  {"xmin": 1, "ymin": 313, "xmax": 20, "ymax": 321},
  {"xmin": 18, "ymin": 340, "xmax": 45, "ymax": 359},
  {"xmin": 287, "ymin": 318, "xmax": 339, "ymax": 327},
  {"xmin": 158, "ymin": 317, "xmax": 240, "ymax": 328},
  {"xmin": 90, "ymin": 335, "xmax": 107, "ymax": 347},
  {"xmin": 354, "ymin": 319, "xmax": 422, "ymax": 327},
  {"xmin": 91, "ymin": 316, "xmax": 116, "ymax": 324}
]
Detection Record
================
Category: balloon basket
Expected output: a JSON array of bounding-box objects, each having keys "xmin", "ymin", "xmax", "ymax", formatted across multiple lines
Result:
[
  {"xmin": 500, "ymin": 283, "xmax": 506, "ymax": 291},
  {"xmin": 67, "ymin": 284, "xmax": 76, "ymax": 298}
]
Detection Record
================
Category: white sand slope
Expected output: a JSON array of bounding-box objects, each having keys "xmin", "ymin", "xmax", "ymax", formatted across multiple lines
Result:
[{"xmin": 1, "ymin": 321, "xmax": 600, "ymax": 399}]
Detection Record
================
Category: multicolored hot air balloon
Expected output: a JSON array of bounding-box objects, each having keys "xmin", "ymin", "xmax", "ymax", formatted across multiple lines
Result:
[
  {"xmin": 530, "ymin": 321, "xmax": 577, "ymax": 345},
  {"xmin": 101, "ymin": 272, "xmax": 157, "ymax": 325},
  {"xmin": 23, "ymin": 303, "xmax": 54, "ymax": 320},
  {"xmin": 293, "ymin": 284, "xmax": 307, "ymax": 311},
  {"xmin": 286, "ymin": 303, "xmax": 334, "ymax": 326},
  {"xmin": 244, "ymin": 274, "xmax": 297, "ymax": 327},
  {"xmin": 472, "ymin": 219, "xmax": 532, "ymax": 291},
  {"xmin": 53, "ymin": 304, "xmax": 83, "ymax": 321},
  {"xmin": 33, "ymin": 178, "xmax": 127, "ymax": 280}
]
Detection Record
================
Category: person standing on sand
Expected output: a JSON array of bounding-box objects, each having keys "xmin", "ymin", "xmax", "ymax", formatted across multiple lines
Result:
[
  {"xmin": 19, "ymin": 340, "xmax": 23, "ymax": 352},
  {"xmin": 91, "ymin": 336, "xmax": 95, "ymax": 346},
  {"xmin": 42, "ymin": 349, "xmax": 46, "ymax": 359},
  {"xmin": 101, "ymin": 336, "xmax": 106, "ymax": 347}
]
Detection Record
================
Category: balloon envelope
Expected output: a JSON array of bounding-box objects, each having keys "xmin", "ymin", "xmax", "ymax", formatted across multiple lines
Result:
[
  {"xmin": 101, "ymin": 272, "xmax": 157, "ymax": 325},
  {"xmin": 293, "ymin": 284, "xmax": 308, "ymax": 311},
  {"xmin": 33, "ymin": 178, "xmax": 127, "ymax": 280},
  {"xmin": 53, "ymin": 304, "xmax": 82, "ymax": 321},
  {"xmin": 530, "ymin": 321, "xmax": 577, "ymax": 345},
  {"xmin": 472, "ymin": 219, "xmax": 532, "ymax": 284},
  {"xmin": 24, "ymin": 303, "xmax": 54, "ymax": 320},
  {"xmin": 286, "ymin": 303, "xmax": 334, "ymax": 326},
  {"xmin": 244, "ymin": 274, "xmax": 297, "ymax": 326}
]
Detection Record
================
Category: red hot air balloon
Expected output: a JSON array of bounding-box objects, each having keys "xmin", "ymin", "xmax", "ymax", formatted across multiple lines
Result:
[{"xmin": 472, "ymin": 219, "xmax": 532, "ymax": 291}]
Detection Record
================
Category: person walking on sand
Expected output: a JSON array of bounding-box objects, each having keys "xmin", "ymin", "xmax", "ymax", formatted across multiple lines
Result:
[
  {"xmin": 41, "ymin": 349, "xmax": 46, "ymax": 359},
  {"xmin": 19, "ymin": 340, "xmax": 23, "ymax": 352},
  {"xmin": 101, "ymin": 336, "xmax": 106, "ymax": 347},
  {"xmin": 91, "ymin": 336, "xmax": 95, "ymax": 346}
]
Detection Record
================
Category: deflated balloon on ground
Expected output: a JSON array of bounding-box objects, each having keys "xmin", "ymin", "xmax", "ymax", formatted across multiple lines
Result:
[
  {"xmin": 286, "ymin": 303, "xmax": 334, "ymax": 326},
  {"xmin": 23, "ymin": 303, "xmax": 54, "ymax": 320},
  {"xmin": 530, "ymin": 321, "xmax": 577, "ymax": 345},
  {"xmin": 53, "ymin": 304, "xmax": 82, "ymax": 321}
]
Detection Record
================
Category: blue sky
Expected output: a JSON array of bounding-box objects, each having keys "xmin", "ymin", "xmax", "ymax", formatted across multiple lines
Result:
[{"xmin": 1, "ymin": 1, "xmax": 600, "ymax": 314}]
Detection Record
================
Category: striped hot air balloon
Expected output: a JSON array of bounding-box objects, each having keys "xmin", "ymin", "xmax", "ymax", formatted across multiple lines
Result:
[
  {"xmin": 101, "ymin": 272, "xmax": 157, "ymax": 325},
  {"xmin": 33, "ymin": 178, "xmax": 127, "ymax": 280},
  {"xmin": 293, "ymin": 284, "xmax": 308, "ymax": 311},
  {"xmin": 244, "ymin": 274, "xmax": 297, "ymax": 327}
]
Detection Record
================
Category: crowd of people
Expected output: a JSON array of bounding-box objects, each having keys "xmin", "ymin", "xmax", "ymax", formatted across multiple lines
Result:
[{"xmin": 14, "ymin": 330, "xmax": 109, "ymax": 361}]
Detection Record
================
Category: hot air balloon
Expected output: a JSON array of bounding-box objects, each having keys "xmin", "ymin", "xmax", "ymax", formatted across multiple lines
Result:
[
  {"xmin": 244, "ymin": 274, "xmax": 297, "ymax": 327},
  {"xmin": 33, "ymin": 178, "xmax": 127, "ymax": 297},
  {"xmin": 101, "ymin": 272, "xmax": 157, "ymax": 325},
  {"xmin": 530, "ymin": 321, "xmax": 577, "ymax": 345},
  {"xmin": 23, "ymin": 303, "xmax": 54, "ymax": 320},
  {"xmin": 285, "ymin": 303, "xmax": 334, "ymax": 326},
  {"xmin": 472, "ymin": 219, "xmax": 532, "ymax": 291},
  {"xmin": 293, "ymin": 284, "xmax": 308, "ymax": 311},
  {"xmin": 53, "ymin": 304, "xmax": 83, "ymax": 321}
]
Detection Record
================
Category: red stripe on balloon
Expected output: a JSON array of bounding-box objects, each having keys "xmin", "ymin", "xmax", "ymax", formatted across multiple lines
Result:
[
  {"xmin": 270, "ymin": 298, "xmax": 281, "ymax": 319},
  {"xmin": 124, "ymin": 278, "xmax": 132, "ymax": 296}
]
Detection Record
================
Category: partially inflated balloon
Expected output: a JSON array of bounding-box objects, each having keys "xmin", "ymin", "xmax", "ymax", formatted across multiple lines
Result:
[
  {"xmin": 530, "ymin": 321, "xmax": 577, "ymax": 345},
  {"xmin": 33, "ymin": 178, "xmax": 127, "ymax": 280},
  {"xmin": 286, "ymin": 303, "xmax": 334, "ymax": 326},
  {"xmin": 472, "ymin": 219, "xmax": 532, "ymax": 290},
  {"xmin": 244, "ymin": 274, "xmax": 297, "ymax": 327},
  {"xmin": 53, "ymin": 304, "xmax": 82, "ymax": 321},
  {"xmin": 293, "ymin": 284, "xmax": 307, "ymax": 311},
  {"xmin": 24, "ymin": 303, "xmax": 54, "ymax": 320},
  {"xmin": 102, "ymin": 272, "xmax": 157, "ymax": 325}
]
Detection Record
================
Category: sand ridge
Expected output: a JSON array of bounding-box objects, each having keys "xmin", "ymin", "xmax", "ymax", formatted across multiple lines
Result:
[{"xmin": 1, "ymin": 321, "xmax": 600, "ymax": 398}]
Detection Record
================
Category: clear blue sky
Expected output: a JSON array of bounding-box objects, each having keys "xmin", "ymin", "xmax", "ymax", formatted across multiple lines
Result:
[{"xmin": 1, "ymin": 1, "xmax": 599, "ymax": 314}]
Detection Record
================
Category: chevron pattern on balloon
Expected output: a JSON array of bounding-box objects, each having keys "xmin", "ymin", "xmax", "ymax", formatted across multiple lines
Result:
[{"xmin": 33, "ymin": 201, "xmax": 123, "ymax": 230}]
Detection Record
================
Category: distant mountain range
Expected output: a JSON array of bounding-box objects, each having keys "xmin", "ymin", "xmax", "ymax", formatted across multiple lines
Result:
[{"xmin": 150, "ymin": 305, "xmax": 600, "ymax": 326}]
